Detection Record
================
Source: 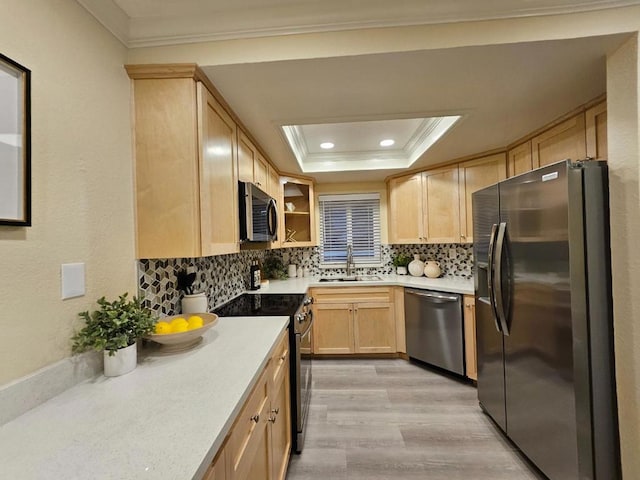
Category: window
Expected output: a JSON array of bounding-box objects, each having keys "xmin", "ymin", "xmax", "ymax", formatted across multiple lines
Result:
[{"xmin": 319, "ymin": 193, "xmax": 381, "ymax": 266}]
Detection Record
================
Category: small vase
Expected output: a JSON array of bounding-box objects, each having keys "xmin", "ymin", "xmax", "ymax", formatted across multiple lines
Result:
[
  {"xmin": 424, "ymin": 261, "xmax": 442, "ymax": 278},
  {"xmin": 104, "ymin": 342, "xmax": 137, "ymax": 377},
  {"xmin": 408, "ymin": 254, "xmax": 425, "ymax": 277},
  {"xmin": 182, "ymin": 292, "xmax": 208, "ymax": 314},
  {"xmin": 396, "ymin": 266, "xmax": 408, "ymax": 275}
]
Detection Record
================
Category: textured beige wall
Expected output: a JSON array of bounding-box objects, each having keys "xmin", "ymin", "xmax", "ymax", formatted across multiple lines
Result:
[
  {"xmin": 0, "ymin": 0, "xmax": 135, "ymax": 386},
  {"xmin": 607, "ymin": 35, "xmax": 640, "ymax": 480}
]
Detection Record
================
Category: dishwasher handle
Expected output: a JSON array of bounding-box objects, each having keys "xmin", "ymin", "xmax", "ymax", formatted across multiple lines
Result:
[{"xmin": 405, "ymin": 290, "xmax": 459, "ymax": 302}]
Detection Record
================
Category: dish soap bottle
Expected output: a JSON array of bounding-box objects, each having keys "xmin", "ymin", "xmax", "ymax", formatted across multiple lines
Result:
[{"xmin": 250, "ymin": 261, "xmax": 261, "ymax": 290}]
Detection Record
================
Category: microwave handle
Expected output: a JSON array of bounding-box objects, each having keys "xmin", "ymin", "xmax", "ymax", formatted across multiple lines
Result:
[{"xmin": 267, "ymin": 199, "xmax": 278, "ymax": 237}]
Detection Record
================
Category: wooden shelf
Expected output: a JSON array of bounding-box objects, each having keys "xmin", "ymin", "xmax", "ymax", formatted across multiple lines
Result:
[{"xmin": 284, "ymin": 211, "xmax": 310, "ymax": 215}]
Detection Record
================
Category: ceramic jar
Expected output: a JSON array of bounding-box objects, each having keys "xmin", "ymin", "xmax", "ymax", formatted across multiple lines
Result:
[
  {"xmin": 408, "ymin": 254, "xmax": 425, "ymax": 277},
  {"xmin": 424, "ymin": 261, "xmax": 442, "ymax": 278},
  {"xmin": 182, "ymin": 292, "xmax": 208, "ymax": 314}
]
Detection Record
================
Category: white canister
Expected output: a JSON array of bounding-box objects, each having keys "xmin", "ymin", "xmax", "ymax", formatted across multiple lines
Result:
[
  {"xmin": 297, "ymin": 266, "xmax": 303, "ymax": 278},
  {"xmin": 303, "ymin": 267, "xmax": 310, "ymax": 277},
  {"xmin": 408, "ymin": 254, "xmax": 425, "ymax": 277},
  {"xmin": 104, "ymin": 342, "xmax": 137, "ymax": 377},
  {"xmin": 288, "ymin": 264, "xmax": 297, "ymax": 278},
  {"xmin": 182, "ymin": 292, "xmax": 208, "ymax": 314}
]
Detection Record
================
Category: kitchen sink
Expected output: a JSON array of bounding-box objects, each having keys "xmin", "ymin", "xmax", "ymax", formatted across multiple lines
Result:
[{"xmin": 318, "ymin": 275, "xmax": 382, "ymax": 282}]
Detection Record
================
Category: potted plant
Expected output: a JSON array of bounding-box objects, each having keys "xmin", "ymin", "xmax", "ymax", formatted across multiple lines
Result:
[
  {"xmin": 71, "ymin": 293, "xmax": 157, "ymax": 377},
  {"xmin": 392, "ymin": 253, "xmax": 411, "ymax": 275},
  {"xmin": 177, "ymin": 269, "xmax": 208, "ymax": 314}
]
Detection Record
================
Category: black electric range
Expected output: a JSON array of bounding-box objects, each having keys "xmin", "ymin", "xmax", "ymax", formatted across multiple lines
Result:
[{"xmin": 213, "ymin": 293, "xmax": 305, "ymax": 318}]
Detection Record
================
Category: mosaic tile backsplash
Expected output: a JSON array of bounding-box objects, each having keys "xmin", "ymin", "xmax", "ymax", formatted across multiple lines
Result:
[{"xmin": 138, "ymin": 244, "xmax": 472, "ymax": 316}]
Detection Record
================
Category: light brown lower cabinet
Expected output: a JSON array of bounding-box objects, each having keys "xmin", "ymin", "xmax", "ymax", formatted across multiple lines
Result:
[
  {"xmin": 311, "ymin": 288, "xmax": 396, "ymax": 354},
  {"xmin": 205, "ymin": 330, "xmax": 290, "ymax": 480},
  {"xmin": 463, "ymin": 295, "xmax": 477, "ymax": 381}
]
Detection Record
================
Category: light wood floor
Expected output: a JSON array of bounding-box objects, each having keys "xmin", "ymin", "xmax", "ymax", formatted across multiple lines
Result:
[{"xmin": 287, "ymin": 358, "xmax": 546, "ymax": 480}]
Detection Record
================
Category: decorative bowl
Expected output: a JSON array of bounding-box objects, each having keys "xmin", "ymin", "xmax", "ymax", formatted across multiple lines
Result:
[{"xmin": 145, "ymin": 313, "xmax": 218, "ymax": 352}]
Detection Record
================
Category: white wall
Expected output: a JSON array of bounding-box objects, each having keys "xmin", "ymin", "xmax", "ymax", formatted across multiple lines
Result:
[
  {"xmin": 0, "ymin": 0, "xmax": 135, "ymax": 385},
  {"xmin": 608, "ymin": 34, "xmax": 640, "ymax": 479}
]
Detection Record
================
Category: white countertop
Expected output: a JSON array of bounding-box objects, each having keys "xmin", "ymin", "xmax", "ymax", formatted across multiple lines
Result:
[
  {"xmin": 256, "ymin": 274, "xmax": 474, "ymax": 295},
  {"xmin": 0, "ymin": 316, "xmax": 289, "ymax": 480}
]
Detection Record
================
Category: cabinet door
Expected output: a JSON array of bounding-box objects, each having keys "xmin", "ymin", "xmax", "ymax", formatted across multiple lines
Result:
[
  {"xmin": 463, "ymin": 295, "xmax": 477, "ymax": 381},
  {"xmin": 237, "ymin": 131, "xmax": 257, "ymax": 183},
  {"xmin": 255, "ymin": 153, "xmax": 269, "ymax": 191},
  {"xmin": 270, "ymin": 358, "xmax": 291, "ymax": 480},
  {"xmin": 388, "ymin": 173, "xmax": 424, "ymax": 243},
  {"xmin": 458, "ymin": 153, "xmax": 506, "ymax": 243},
  {"xmin": 203, "ymin": 446, "xmax": 227, "ymax": 480},
  {"xmin": 586, "ymin": 101, "xmax": 607, "ymax": 160},
  {"xmin": 354, "ymin": 302, "xmax": 396, "ymax": 354},
  {"xmin": 507, "ymin": 141, "xmax": 533, "ymax": 178},
  {"xmin": 312, "ymin": 303, "xmax": 354, "ymax": 354},
  {"xmin": 227, "ymin": 369, "xmax": 271, "ymax": 480},
  {"xmin": 422, "ymin": 166, "xmax": 460, "ymax": 243},
  {"xmin": 197, "ymin": 83, "xmax": 240, "ymax": 256},
  {"xmin": 532, "ymin": 114, "xmax": 586, "ymax": 168},
  {"xmin": 133, "ymin": 77, "xmax": 201, "ymax": 259}
]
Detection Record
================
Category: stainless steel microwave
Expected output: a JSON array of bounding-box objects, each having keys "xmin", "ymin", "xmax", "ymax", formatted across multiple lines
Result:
[{"xmin": 239, "ymin": 181, "xmax": 278, "ymax": 242}]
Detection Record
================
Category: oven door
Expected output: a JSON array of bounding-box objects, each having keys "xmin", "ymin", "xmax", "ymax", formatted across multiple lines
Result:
[{"xmin": 295, "ymin": 311, "xmax": 313, "ymax": 452}]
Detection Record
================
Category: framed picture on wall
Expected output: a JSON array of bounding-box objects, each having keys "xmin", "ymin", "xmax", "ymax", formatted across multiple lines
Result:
[{"xmin": 0, "ymin": 52, "xmax": 31, "ymax": 226}]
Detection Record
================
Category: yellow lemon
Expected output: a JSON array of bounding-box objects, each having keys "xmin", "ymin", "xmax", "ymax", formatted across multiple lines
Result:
[
  {"xmin": 187, "ymin": 315, "xmax": 204, "ymax": 330},
  {"xmin": 171, "ymin": 322, "xmax": 189, "ymax": 333},
  {"xmin": 154, "ymin": 321, "xmax": 171, "ymax": 335},
  {"xmin": 170, "ymin": 317, "xmax": 187, "ymax": 327}
]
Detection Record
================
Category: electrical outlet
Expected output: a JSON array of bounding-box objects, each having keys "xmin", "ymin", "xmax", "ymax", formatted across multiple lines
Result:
[{"xmin": 448, "ymin": 248, "xmax": 457, "ymax": 259}]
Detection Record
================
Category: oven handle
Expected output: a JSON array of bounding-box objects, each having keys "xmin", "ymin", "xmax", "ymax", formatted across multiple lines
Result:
[{"xmin": 297, "ymin": 311, "xmax": 313, "ymax": 338}]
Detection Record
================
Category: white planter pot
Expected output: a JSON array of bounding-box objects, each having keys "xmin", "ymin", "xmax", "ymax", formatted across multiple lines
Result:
[
  {"xmin": 396, "ymin": 266, "xmax": 408, "ymax": 275},
  {"xmin": 104, "ymin": 342, "xmax": 137, "ymax": 377},
  {"xmin": 182, "ymin": 292, "xmax": 208, "ymax": 314}
]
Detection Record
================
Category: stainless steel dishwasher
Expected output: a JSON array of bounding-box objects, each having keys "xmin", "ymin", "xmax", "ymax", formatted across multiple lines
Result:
[{"xmin": 404, "ymin": 289, "xmax": 465, "ymax": 375}]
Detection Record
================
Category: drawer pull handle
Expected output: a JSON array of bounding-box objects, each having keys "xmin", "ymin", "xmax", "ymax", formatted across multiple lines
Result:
[
  {"xmin": 271, "ymin": 408, "xmax": 279, "ymax": 415},
  {"xmin": 250, "ymin": 414, "xmax": 260, "ymax": 423}
]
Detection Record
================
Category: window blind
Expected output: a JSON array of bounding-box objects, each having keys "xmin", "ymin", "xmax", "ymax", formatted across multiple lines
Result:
[{"xmin": 318, "ymin": 193, "xmax": 381, "ymax": 265}]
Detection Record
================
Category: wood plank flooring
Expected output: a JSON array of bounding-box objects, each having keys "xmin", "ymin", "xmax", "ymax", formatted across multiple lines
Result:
[{"xmin": 287, "ymin": 358, "xmax": 546, "ymax": 480}]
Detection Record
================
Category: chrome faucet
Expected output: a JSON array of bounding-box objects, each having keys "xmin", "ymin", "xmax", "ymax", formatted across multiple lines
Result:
[{"xmin": 346, "ymin": 244, "xmax": 354, "ymax": 278}]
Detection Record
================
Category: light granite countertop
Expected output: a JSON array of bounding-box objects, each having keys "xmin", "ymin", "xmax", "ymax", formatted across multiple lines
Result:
[
  {"xmin": 0, "ymin": 316, "xmax": 289, "ymax": 480},
  {"xmin": 255, "ymin": 274, "xmax": 474, "ymax": 295}
]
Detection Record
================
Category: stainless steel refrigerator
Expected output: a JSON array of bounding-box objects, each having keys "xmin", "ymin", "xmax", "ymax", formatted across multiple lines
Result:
[{"xmin": 472, "ymin": 160, "xmax": 620, "ymax": 480}]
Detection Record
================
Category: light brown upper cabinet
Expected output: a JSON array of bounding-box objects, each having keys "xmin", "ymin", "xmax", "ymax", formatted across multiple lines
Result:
[
  {"xmin": 388, "ymin": 165, "xmax": 460, "ymax": 244},
  {"xmin": 388, "ymin": 173, "xmax": 424, "ymax": 244},
  {"xmin": 237, "ymin": 130, "xmax": 269, "ymax": 191},
  {"xmin": 422, "ymin": 165, "xmax": 461, "ymax": 244},
  {"xmin": 458, "ymin": 153, "xmax": 507, "ymax": 243},
  {"xmin": 126, "ymin": 65, "xmax": 239, "ymax": 259},
  {"xmin": 507, "ymin": 141, "xmax": 533, "ymax": 178},
  {"xmin": 280, "ymin": 176, "xmax": 316, "ymax": 247},
  {"xmin": 586, "ymin": 101, "xmax": 607, "ymax": 160},
  {"xmin": 531, "ymin": 114, "xmax": 586, "ymax": 168}
]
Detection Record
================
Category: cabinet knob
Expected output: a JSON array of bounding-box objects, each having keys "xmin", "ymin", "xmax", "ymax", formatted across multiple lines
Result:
[
  {"xmin": 280, "ymin": 354, "xmax": 286, "ymax": 361},
  {"xmin": 268, "ymin": 415, "xmax": 276, "ymax": 423},
  {"xmin": 250, "ymin": 414, "xmax": 260, "ymax": 423},
  {"xmin": 271, "ymin": 407, "xmax": 280, "ymax": 415}
]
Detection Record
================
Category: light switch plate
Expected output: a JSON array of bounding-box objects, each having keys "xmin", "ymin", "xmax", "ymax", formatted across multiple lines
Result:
[
  {"xmin": 61, "ymin": 263, "xmax": 85, "ymax": 299},
  {"xmin": 449, "ymin": 248, "xmax": 457, "ymax": 259}
]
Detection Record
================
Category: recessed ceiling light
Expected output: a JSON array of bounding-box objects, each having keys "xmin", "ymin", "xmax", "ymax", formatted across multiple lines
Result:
[
  {"xmin": 320, "ymin": 142, "xmax": 335, "ymax": 149},
  {"xmin": 380, "ymin": 139, "xmax": 395, "ymax": 147}
]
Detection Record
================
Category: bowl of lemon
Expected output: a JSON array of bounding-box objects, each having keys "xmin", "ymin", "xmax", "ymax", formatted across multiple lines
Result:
[{"xmin": 146, "ymin": 313, "xmax": 218, "ymax": 352}]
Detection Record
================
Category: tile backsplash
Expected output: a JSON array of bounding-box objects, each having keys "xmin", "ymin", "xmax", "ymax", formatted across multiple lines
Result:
[{"xmin": 138, "ymin": 244, "xmax": 472, "ymax": 316}]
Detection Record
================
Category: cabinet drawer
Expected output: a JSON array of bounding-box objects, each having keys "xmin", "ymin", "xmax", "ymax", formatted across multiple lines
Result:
[
  {"xmin": 271, "ymin": 331, "xmax": 289, "ymax": 388},
  {"xmin": 227, "ymin": 366, "xmax": 270, "ymax": 479},
  {"xmin": 311, "ymin": 287, "xmax": 392, "ymax": 304}
]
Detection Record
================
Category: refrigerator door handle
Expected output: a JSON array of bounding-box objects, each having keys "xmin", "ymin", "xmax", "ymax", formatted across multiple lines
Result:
[
  {"xmin": 487, "ymin": 223, "xmax": 502, "ymax": 333},
  {"xmin": 494, "ymin": 221, "xmax": 510, "ymax": 336}
]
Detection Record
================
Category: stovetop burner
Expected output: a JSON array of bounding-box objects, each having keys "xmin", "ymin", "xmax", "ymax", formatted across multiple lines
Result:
[{"xmin": 213, "ymin": 293, "xmax": 305, "ymax": 318}]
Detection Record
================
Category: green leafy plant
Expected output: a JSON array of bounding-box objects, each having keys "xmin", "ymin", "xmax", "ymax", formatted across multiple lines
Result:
[
  {"xmin": 392, "ymin": 253, "xmax": 411, "ymax": 268},
  {"xmin": 262, "ymin": 255, "xmax": 288, "ymax": 280},
  {"xmin": 71, "ymin": 293, "xmax": 157, "ymax": 356}
]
